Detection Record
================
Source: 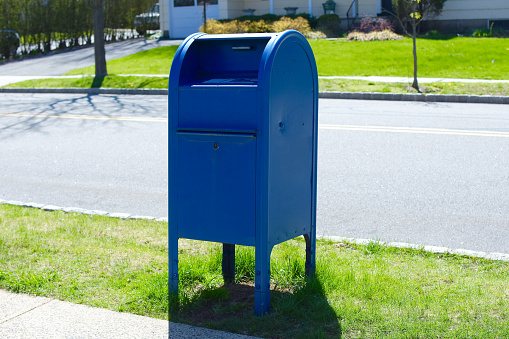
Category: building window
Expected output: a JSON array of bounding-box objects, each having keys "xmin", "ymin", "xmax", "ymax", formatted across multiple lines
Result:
[
  {"xmin": 174, "ymin": 0, "xmax": 194, "ymax": 7},
  {"xmin": 197, "ymin": 0, "xmax": 218, "ymax": 4}
]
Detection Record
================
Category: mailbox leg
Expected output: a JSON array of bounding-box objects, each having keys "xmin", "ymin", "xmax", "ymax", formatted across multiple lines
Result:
[
  {"xmin": 169, "ymin": 235, "xmax": 179, "ymax": 296},
  {"xmin": 255, "ymin": 245, "xmax": 272, "ymax": 315},
  {"xmin": 222, "ymin": 243, "xmax": 235, "ymax": 284},
  {"xmin": 304, "ymin": 232, "xmax": 316, "ymax": 277}
]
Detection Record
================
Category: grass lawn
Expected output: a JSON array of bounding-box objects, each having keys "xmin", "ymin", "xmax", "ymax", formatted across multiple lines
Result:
[
  {"xmin": 6, "ymin": 76, "xmax": 509, "ymax": 97},
  {"xmin": 64, "ymin": 37, "xmax": 509, "ymax": 80},
  {"xmin": 4, "ymin": 75, "xmax": 170, "ymax": 89},
  {"xmin": 1, "ymin": 204, "xmax": 508, "ymax": 338},
  {"xmin": 319, "ymin": 79, "xmax": 509, "ymax": 96},
  {"xmin": 65, "ymin": 45, "xmax": 179, "ymax": 76},
  {"xmin": 310, "ymin": 37, "xmax": 509, "ymax": 79}
]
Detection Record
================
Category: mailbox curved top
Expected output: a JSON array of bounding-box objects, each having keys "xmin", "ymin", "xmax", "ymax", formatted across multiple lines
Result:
[{"xmin": 168, "ymin": 30, "xmax": 318, "ymax": 95}]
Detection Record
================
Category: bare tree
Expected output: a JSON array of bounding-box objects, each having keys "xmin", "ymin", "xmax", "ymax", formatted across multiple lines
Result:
[
  {"xmin": 93, "ymin": 0, "xmax": 108, "ymax": 78},
  {"xmin": 389, "ymin": 0, "xmax": 446, "ymax": 91}
]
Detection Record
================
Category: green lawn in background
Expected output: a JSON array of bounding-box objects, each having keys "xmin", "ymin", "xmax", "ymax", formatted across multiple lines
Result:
[
  {"xmin": 1, "ymin": 204, "xmax": 508, "ymax": 338},
  {"xmin": 319, "ymin": 79, "xmax": 509, "ymax": 96},
  {"xmin": 310, "ymin": 37, "xmax": 509, "ymax": 79},
  {"xmin": 64, "ymin": 37, "xmax": 509, "ymax": 80},
  {"xmin": 65, "ymin": 45, "xmax": 180, "ymax": 76},
  {"xmin": 5, "ymin": 75, "xmax": 169, "ymax": 89}
]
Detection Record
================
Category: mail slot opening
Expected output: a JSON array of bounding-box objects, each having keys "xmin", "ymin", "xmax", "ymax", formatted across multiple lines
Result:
[{"xmin": 178, "ymin": 36, "xmax": 271, "ymax": 86}]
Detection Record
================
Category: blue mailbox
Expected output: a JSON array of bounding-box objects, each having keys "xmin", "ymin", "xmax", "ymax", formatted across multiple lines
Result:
[{"xmin": 169, "ymin": 30, "xmax": 318, "ymax": 315}]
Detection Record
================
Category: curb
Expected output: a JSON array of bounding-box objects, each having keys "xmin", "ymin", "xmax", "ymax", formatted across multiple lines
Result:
[
  {"xmin": 323, "ymin": 236, "xmax": 509, "ymax": 263},
  {"xmin": 0, "ymin": 87, "xmax": 167, "ymax": 96},
  {"xmin": 319, "ymin": 91, "xmax": 509, "ymax": 104},
  {"xmin": 1, "ymin": 199, "xmax": 508, "ymax": 263},
  {"xmin": 0, "ymin": 199, "xmax": 167, "ymax": 222},
  {"xmin": 1, "ymin": 87, "xmax": 507, "ymax": 104}
]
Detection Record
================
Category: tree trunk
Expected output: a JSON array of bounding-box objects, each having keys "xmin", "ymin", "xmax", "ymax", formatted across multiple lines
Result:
[
  {"xmin": 93, "ymin": 0, "xmax": 108, "ymax": 78},
  {"xmin": 411, "ymin": 20, "xmax": 419, "ymax": 92}
]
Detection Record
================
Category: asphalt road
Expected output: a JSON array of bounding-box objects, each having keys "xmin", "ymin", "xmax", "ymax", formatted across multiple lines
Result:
[
  {"xmin": 0, "ymin": 38, "xmax": 182, "ymax": 76},
  {"xmin": 0, "ymin": 93, "xmax": 168, "ymax": 217},
  {"xmin": 0, "ymin": 94, "xmax": 508, "ymax": 254}
]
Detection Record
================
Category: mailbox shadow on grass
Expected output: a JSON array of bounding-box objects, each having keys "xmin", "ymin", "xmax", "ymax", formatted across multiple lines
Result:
[{"xmin": 170, "ymin": 276, "xmax": 341, "ymax": 338}]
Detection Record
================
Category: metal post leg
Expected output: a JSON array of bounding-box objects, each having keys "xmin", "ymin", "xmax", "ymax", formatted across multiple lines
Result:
[
  {"xmin": 304, "ymin": 232, "xmax": 316, "ymax": 277},
  {"xmin": 222, "ymin": 243, "xmax": 236, "ymax": 284},
  {"xmin": 255, "ymin": 245, "xmax": 272, "ymax": 315},
  {"xmin": 169, "ymin": 234, "xmax": 179, "ymax": 296}
]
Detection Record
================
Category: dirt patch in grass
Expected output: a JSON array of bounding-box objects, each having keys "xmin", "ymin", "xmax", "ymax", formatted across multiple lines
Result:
[
  {"xmin": 182, "ymin": 283, "xmax": 257, "ymax": 323},
  {"xmin": 174, "ymin": 280, "xmax": 340, "ymax": 338}
]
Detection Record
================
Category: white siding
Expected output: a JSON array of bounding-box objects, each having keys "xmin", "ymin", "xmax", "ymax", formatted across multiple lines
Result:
[
  {"xmin": 357, "ymin": 0, "xmax": 377, "ymax": 17},
  {"xmin": 217, "ymin": 0, "xmax": 243, "ymax": 19},
  {"xmin": 164, "ymin": 0, "xmax": 220, "ymax": 38},
  {"xmin": 162, "ymin": 0, "xmax": 509, "ymax": 36},
  {"xmin": 269, "ymin": 0, "xmax": 309, "ymax": 15},
  {"xmin": 240, "ymin": 0, "xmax": 376, "ymax": 19},
  {"xmin": 240, "ymin": 0, "xmax": 270, "ymax": 18},
  {"xmin": 436, "ymin": 0, "xmax": 509, "ymax": 20},
  {"xmin": 160, "ymin": 0, "xmax": 170, "ymax": 35}
]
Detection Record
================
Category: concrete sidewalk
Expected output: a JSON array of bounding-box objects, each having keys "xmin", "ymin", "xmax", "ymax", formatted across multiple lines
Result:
[
  {"xmin": 0, "ymin": 290, "xmax": 258, "ymax": 339},
  {"xmin": 0, "ymin": 38, "xmax": 182, "ymax": 77}
]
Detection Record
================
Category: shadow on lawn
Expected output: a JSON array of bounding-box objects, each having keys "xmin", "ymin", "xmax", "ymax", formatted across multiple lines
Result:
[
  {"xmin": 417, "ymin": 33, "xmax": 457, "ymax": 40},
  {"xmin": 91, "ymin": 76, "xmax": 105, "ymax": 88},
  {"xmin": 170, "ymin": 276, "xmax": 341, "ymax": 338}
]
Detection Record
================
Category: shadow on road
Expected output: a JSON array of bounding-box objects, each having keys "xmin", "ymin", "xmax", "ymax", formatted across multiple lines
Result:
[{"xmin": 0, "ymin": 94, "xmax": 165, "ymax": 140}]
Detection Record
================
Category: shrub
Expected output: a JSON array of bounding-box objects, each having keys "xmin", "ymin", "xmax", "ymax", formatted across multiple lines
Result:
[
  {"xmin": 305, "ymin": 31, "xmax": 327, "ymax": 39},
  {"xmin": 471, "ymin": 22, "xmax": 508, "ymax": 38},
  {"xmin": 316, "ymin": 14, "xmax": 342, "ymax": 38},
  {"xmin": 247, "ymin": 20, "xmax": 273, "ymax": 33},
  {"xmin": 233, "ymin": 13, "xmax": 281, "ymax": 24},
  {"xmin": 359, "ymin": 16, "xmax": 394, "ymax": 33},
  {"xmin": 201, "ymin": 16, "xmax": 312, "ymax": 35},
  {"xmin": 272, "ymin": 17, "xmax": 311, "ymax": 34},
  {"xmin": 201, "ymin": 19, "xmax": 249, "ymax": 34},
  {"xmin": 472, "ymin": 29, "xmax": 491, "ymax": 37},
  {"xmin": 425, "ymin": 30, "xmax": 439, "ymax": 37},
  {"xmin": 346, "ymin": 30, "xmax": 404, "ymax": 41},
  {"xmin": 473, "ymin": 22, "xmax": 494, "ymax": 37},
  {"xmin": 0, "ymin": 0, "xmax": 154, "ymax": 56}
]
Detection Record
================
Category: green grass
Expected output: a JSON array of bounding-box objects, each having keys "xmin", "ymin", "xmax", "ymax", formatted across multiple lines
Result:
[
  {"xmin": 319, "ymin": 79, "xmax": 509, "ymax": 96},
  {"xmin": 6, "ymin": 76, "xmax": 509, "ymax": 97},
  {"xmin": 4, "ymin": 37, "xmax": 507, "ymax": 95},
  {"xmin": 65, "ymin": 45, "xmax": 179, "ymax": 75},
  {"xmin": 4, "ymin": 75, "xmax": 169, "ymax": 89},
  {"xmin": 310, "ymin": 37, "xmax": 509, "ymax": 79},
  {"xmin": 1, "ymin": 204, "xmax": 508, "ymax": 338},
  {"xmin": 64, "ymin": 37, "xmax": 509, "ymax": 80},
  {"xmin": 0, "ymin": 205, "xmax": 169, "ymax": 318}
]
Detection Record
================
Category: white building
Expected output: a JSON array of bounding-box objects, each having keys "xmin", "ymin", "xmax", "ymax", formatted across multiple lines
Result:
[{"xmin": 160, "ymin": 0, "xmax": 509, "ymax": 38}]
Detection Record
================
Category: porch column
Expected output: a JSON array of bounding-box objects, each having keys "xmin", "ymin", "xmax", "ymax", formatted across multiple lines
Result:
[{"xmin": 168, "ymin": 0, "xmax": 174, "ymax": 39}]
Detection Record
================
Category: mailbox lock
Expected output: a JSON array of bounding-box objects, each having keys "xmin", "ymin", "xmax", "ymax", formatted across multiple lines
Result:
[{"xmin": 213, "ymin": 143, "xmax": 219, "ymax": 150}]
